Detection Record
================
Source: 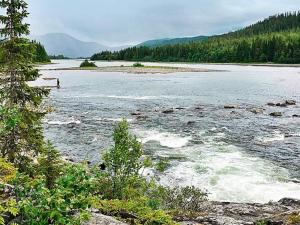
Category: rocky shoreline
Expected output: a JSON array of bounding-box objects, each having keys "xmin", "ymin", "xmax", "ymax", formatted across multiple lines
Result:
[{"xmin": 85, "ymin": 198, "xmax": 300, "ymax": 225}]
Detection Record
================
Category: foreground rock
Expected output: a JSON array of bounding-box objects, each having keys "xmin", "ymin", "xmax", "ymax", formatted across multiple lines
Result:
[
  {"xmin": 175, "ymin": 198, "xmax": 300, "ymax": 225},
  {"xmin": 85, "ymin": 213, "xmax": 128, "ymax": 225},
  {"xmin": 86, "ymin": 198, "xmax": 300, "ymax": 225}
]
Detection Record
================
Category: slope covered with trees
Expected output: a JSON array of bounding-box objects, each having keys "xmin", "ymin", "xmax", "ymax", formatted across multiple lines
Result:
[
  {"xmin": 91, "ymin": 12, "xmax": 300, "ymax": 64},
  {"xmin": 137, "ymin": 35, "xmax": 209, "ymax": 48}
]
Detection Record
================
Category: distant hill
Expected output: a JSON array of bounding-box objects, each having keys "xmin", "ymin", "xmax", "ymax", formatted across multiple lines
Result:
[
  {"xmin": 31, "ymin": 33, "xmax": 130, "ymax": 58},
  {"xmin": 137, "ymin": 36, "xmax": 209, "ymax": 48},
  {"xmin": 93, "ymin": 11, "xmax": 300, "ymax": 64}
]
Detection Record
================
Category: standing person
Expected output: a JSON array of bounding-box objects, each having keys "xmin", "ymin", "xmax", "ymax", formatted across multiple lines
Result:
[{"xmin": 57, "ymin": 78, "xmax": 60, "ymax": 89}]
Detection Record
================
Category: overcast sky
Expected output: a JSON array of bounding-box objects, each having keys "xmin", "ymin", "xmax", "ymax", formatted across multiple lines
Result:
[{"xmin": 26, "ymin": 0, "xmax": 300, "ymax": 46}]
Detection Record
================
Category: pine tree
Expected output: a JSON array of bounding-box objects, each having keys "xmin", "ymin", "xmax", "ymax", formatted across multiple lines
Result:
[{"xmin": 0, "ymin": 0, "xmax": 49, "ymax": 172}]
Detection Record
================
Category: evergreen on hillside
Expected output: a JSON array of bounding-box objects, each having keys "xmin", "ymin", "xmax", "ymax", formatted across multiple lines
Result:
[{"xmin": 91, "ymin": 12, "xmax": 300, "ymax": 64}]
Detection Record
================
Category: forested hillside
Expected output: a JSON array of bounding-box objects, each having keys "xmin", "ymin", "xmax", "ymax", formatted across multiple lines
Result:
[
  {"xmin": 137, "ymin": 35, "xmax": 208, "ymax": 48},
  {"xmin": 91, "ymin": 12, "xmax": 300, "ymax": 63}
]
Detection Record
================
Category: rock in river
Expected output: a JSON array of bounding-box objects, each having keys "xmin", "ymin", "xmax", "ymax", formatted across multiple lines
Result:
[
  {"xmin": 249, "ymin": 108, "xmax": 264, "ymax": 114},
  {"xmin": 276, "ymin": 103, "xmax": 287, "ymax": 107},
  {"xmin": 270, "ymin": 112, "xmax": 283, "ymax": 117},
  {"xmin": 162, "ymin": 108, "xmax": 174, "ymax": 114},
  {"xmin": 286, "ymin": 99, "xmax": 296, "ymax": 105},
  {"xmin": 224, "ymin": 105, "xmax": 237, "ymax": 109}
]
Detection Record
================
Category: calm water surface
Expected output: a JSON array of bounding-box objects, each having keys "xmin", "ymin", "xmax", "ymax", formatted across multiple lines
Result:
[{"xmin": 37, "ymin": 60, "xmax": 300, "ymax": 203}]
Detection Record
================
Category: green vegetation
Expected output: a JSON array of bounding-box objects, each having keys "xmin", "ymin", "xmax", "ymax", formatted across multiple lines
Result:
[
  {"xmin": 49, "ymin": 54, "xmax": 70, "ymax": 60},
  {"xmin": 133, "ymin": 62, "xmax": 144, "ymax": 67},
  {"xmin": 91, "ymin": 12, "xmax": 300, "ymax": 64},
  {"xmin": 288, "ymin": 213, "xmax": 300, "ymax": 224},
  {"xmin": 137, "ymin": 36, "xmax": 209, "ymax": 48},
  {"xmin": 80, "ymin": 59, "xmax": 97, "ymax": 68},
  {"xmin": 32, "ymin": 41, "xmax": 51, "ymax": 63},
  {"xmin": 155, "ymin": 158, "xmax": 170, "ymax": 173}
]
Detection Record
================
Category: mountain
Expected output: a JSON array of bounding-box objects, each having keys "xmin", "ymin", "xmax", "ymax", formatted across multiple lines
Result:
[
  {"xmin": 31, "ymin": 33, "xmax": 130, "ymax": 58},
  {"xmin": 93, "ymin": 11, "xmax": 300, "ymax": 64},
  {"xmin": 137, "ymin": 36, "xmax": 209, "ymax": 48}
]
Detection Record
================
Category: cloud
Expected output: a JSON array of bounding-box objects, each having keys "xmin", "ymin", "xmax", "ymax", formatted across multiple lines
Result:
[{"xmin": 26, "ymin": 0, "xmax": 300, "ymax": 46}]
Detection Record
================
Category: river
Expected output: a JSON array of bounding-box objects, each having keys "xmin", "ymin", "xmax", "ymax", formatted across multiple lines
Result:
[{"xmin": 36, "ymin": 60, "xmax": 300, "ymax": 203}]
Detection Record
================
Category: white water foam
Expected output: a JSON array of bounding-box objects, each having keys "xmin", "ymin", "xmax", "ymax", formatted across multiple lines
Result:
[
  {"xmin": 255, "ymin": 131, "xmax": 285, "ymax": 143},
  {"xmin": 137, "ymin": 129, "xmax": 191, "ymax": 148},
  {"xmin": 47, "ymin": 118, "xmax": 81, "ymax": 125},
  {"xmin": 155, "ymin": 132, "xmax": 300, "ymax": 203},
  {"xmin": 96, "ymin": 118, "xmax": 133, "ymax": 123}
]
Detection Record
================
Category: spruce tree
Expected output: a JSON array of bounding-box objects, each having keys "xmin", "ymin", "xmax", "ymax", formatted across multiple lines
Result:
[{"xmin": 0, "ymin": 0, "xmax": 49, "ymax": 172}]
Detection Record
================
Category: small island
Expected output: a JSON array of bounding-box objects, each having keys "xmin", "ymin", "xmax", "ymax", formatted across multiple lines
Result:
[
  {"xmin": 53, "ymin": 62, "xmax": 221, "ymax": 74},
  {"xmin": 80, "ymin": 59, "xmax": 98, "ymax": 68}
]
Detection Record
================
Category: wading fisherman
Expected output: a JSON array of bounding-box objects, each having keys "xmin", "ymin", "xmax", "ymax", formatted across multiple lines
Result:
[{"xmin": 57, "ymin": 78, "xmax": 60, "ymax": 89}]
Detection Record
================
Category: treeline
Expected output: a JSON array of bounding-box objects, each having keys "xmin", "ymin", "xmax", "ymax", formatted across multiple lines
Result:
[
  {"xmin": 91, "ymin": 12, "xmax": 300, "ymax": 64},
  {"xmin": 32, "ymin": 41, "xmax": 51, "ymax": 63},
  {"xmin": 226, "ymin": 11, "xmax": 300, "ymax": 38},
  {"xmin": 0, "ymin": 40, "xmax": 50, "ymax": 63}
]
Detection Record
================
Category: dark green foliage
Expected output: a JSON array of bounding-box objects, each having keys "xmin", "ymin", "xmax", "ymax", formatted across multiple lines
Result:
[
  {"xmin": 49, "ymin": 54, "xmax": 69, "ymax": 60},
  {"xmin": 32, "ymin": 41, "xmax": 50, "ymax": 63},
  {"xmin": 91, "ymin": 12, "xmax": 300, "ymax": 64},
  {"xmin": 133, "ymin": 62, "xmax": 144, "ymax": 67},
  {"xmin": 90, "ymin": 51, "xmax": 114, "ymax": 61},
  {"xmin": 0, "ymin": 0, "xmax": 50, "ymax": 171},
  {"xmin": 38, "ymin": 142, "xmax": 62, "ymax": 189},
  {"xmin": 80, "ymin": 59, "xmax": 97, "ymax": 67}
]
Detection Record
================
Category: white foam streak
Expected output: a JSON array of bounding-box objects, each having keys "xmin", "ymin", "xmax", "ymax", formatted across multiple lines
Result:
[
  {"xmin": 137, "ymin": 129, "xmax": 191, "ymax": 148},
  {"xmin": 47, "ymin": 118, "xmax": 81, "ymax": 125}
]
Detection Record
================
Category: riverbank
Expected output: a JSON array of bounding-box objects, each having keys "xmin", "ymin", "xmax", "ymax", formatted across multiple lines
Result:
[
  {"xmin": 46, "ymin": 65, "xmax": 223, "ymax": 74},
  {"xmin": 86, "ymin": 198, "xmax": 300, "ymax": 225}
]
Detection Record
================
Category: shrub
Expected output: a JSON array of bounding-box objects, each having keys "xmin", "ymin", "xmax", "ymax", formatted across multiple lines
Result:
[
  {"xmin": 155, "ymin": 158, "xmax": 171, "ymax": 173},
  {"xmin": 159, "ymin": 186, "xmax": 208, "ymax": 211},
  {"xmin": 0, "ymin": 158, "xmax": 17, "ymax": 184},
  {"xmin": 80, "ymin": 60, "xmax": 97, "ymax": 68},
  {"xmin": 15, "ymin": 164, "xmax": 99, "ymax": 225},
  {"xmin": 103, "ymin": 119, "xmax": 143, "ymax": 199},
  {"xmin": 95, "ymin": 198, "xmax": 177, "ymax": 225},
  {"xmin": 133, "ymin": 62, "xmax": 144, "ymax": 67},
  {"xmin": 0, "ymin": 159, "xmax": 18, "ymax": 225},
  {"xmin": 38, "ymin": 142, "xmax": 63, "ymax": 189},
  {"xmin": 288, "ymin": 213, "xmax": 300, "ymax": 224}
]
